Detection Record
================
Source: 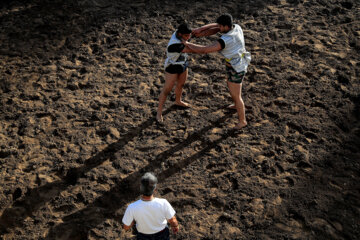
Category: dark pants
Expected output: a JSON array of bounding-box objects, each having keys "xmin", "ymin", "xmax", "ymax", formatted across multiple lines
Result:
[{"xmin": 137, "ymin": 227, "xmax": 170, "ymax": 240}]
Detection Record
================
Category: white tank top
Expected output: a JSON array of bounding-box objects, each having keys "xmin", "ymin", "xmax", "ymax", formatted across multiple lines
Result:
[
  {"xmin": 164, "ymin": 32, "xmax": 188, "ymax": 69},
  {"xmin": 220, "ymin": 24, "xmax": 251, "ymax": 72}
]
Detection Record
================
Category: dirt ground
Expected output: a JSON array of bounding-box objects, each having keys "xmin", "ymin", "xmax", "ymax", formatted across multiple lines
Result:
[{"xmin": 0, "ymin": 0, "xmax": 359, "ymax": 239}]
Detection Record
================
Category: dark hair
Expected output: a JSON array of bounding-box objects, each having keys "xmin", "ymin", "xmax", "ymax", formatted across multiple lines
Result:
[
  {"xmin": 216, "ymin": 13, "xmax": 233, "ymax": 28},
  {"xmin": 140, "ymin": 172, "xmax": 158, "ymax": 196},
  {"xmin": 177, "ymin": 23, "xmax": 192, "ymax": 34}
]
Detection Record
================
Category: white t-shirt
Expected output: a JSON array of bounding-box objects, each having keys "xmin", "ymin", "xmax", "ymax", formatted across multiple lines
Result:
[{"xmin": 122, "ymin": 198, "xmax": 176, "ymax": 234}]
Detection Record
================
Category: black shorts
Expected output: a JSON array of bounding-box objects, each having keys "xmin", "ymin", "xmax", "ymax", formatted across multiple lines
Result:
[
  {"xmin": 137, "ymin": 227, "xmax": 169, "ymax": 240},
  {"xmin": 165, "ymin": 62, "xmax": 188, "ymax": 74}
]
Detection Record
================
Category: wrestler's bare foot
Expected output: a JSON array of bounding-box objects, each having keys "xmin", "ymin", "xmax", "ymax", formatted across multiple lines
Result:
[
  {"xmin": 175, "ymin": 101, "xmax": 190, "ymax": 108},
  {"xmin": 156, "ymin": 113, "xmax": 163, "ymax": 123},
  {"xmin": 227, "ymin": 104, "xmax": 236, "ymax": 109},
  {"xmin": 233, "ymin": 121, "xmax": 247, "ymax": 130}
]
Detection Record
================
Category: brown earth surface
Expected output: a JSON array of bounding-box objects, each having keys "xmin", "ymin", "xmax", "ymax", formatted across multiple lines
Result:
[{"xmin": 0, "ymin": 0, "xmax": 360, "ymax": 239}]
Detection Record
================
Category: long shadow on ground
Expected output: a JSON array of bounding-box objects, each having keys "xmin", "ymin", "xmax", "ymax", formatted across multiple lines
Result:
[
  {"xmin": 0, "ymin": 108, "xmax": 237, "ymax": 237},
  {"xmin": 43, "ymin": 112, "xmax": 238, "ymax": 239},
  {"xmin": 0, "ymin": 107, "xmax": 175, "ymax": 233}
]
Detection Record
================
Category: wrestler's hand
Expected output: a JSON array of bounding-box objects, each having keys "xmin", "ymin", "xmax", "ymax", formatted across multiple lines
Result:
[
  {"xmin": 181, "ymin": 39, "xmax": 189, "ymax": 45},
  {"xmin": 171, "ymin": 225, "xmax": 179, "ymax": 234}
]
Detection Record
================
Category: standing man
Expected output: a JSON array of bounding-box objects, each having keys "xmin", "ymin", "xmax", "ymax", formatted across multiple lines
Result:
[
  {"xmin": 185, "ymin": 13, "xmax": 251, "ymax": 129},
  {"xmin": 122, "ymin": 172, "xmax": 179, "ymax": 239},
  {"xmin": 156, "ymin": 23, "xmax": 195, "ymax": 122}
]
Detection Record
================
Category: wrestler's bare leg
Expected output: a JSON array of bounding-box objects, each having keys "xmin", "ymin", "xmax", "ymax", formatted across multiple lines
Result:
[
  {"xmin": 227, "ymin": 80, "xmax": 247, "ymax": 129},
  {"xmin": 157, "ymin": 72, "xmax": 178, "ymax": 122},
  {"xmin": 174, "ymin": 69, "xmax": 190, "ymax": 108}
]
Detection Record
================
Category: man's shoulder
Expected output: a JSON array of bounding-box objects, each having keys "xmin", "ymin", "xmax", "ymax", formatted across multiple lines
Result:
[
  {"xmin": 234, "ymin": 24, "xmax": 243, "ymax": 33},
  {"xmin": 127, "ymin": 199, "xmax": 142, "ymax": 208},
  {"xmin": 153, "ymin": 197, "xmax": 172, "ymax": 206},
  {"xmin": 169, "ymin": 32, "xmax": 181, "ymax": 42},
  {"xmin": 153, "ymin": 197, "xmax": 168, "ymax": 203}
]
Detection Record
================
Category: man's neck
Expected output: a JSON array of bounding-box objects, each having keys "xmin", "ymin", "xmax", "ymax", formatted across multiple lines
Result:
[
  {"xmin": 141, "ymin": 195, "xmax": 154, "ymax": 201},
  {"xmin": 225, "ymin": 25, "xmax": 234, "ymax": 33}
]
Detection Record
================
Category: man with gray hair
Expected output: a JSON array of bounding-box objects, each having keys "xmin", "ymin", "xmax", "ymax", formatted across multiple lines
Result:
[{"xmin": 122, "ymin": 172, "xmax": 179, "ymax": 239}]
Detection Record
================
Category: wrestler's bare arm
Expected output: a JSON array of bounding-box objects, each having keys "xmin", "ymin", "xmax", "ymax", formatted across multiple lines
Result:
[
  {"xmin": 183, "ymin": 41, "xmax": 222, "ymax": 54},
  {"xmin": 192, "ymin": 23, "xmax": 219, "ymax": 37},
  {"xmin": 195, "ymin": 27, "xmax": 220, "ymax": 37}
]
